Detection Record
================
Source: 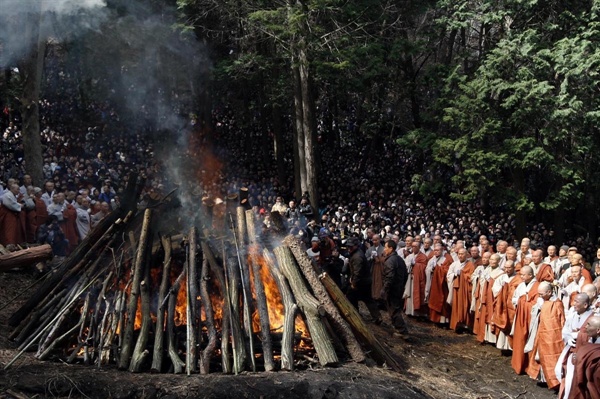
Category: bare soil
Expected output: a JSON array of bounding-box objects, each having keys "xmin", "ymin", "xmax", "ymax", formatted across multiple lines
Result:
[{"xmin": 0, "ymin": 270, "xmax": 556, "ymax": 399}]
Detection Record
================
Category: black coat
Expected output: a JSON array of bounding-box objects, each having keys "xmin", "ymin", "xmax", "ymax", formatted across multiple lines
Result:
[
  {"xmin": 382, "ymin": 251, "xmax": 408, "ymax": 299},
  {"xmin": 349, "ymin": 248, "xmax": 371, "ymax": 290}
]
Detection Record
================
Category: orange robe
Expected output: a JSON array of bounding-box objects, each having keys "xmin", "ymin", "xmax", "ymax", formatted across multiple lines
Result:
[
  {"xmin": 472, "ymin": 268, "xmax": 486, "ymax": 339},
  {"xmin": 411, "ymin": 252, "xmax": 429, "ymax": 315},
  {"xmin": 535, "ymin": 263, "xmax": 555, "ymax": 283},
  {"xmin": 449, "ymin": 261, "xmax": 475, "ymax": 330},
  {"xmin": 526, "ymin": 299, "xmax": 565, "ymax": 389},
  {"xmin": 511, "ymin": 281, "xmax": 540, "ymax": 374},
  {"xmin": 493, "ymin": 274, "xmax": 523, "ymax": 347},
  {"xmin": 475, "ymin": 269, "xmax": 503, "ymax": 343},
  {"xmin": 428, "ymin": 253, "xmax": 453, "ymax": 323}
]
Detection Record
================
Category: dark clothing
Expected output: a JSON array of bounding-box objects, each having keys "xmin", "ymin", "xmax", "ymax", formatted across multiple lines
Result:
[
  {"xmin": 322, "ymin": 257, "xmax": 344, "ymax": 288},
  {"xmin": 381, "ymin": 252, "xmax": 409, "ymax": 333},
  {"xmin": 347, "ymin": 248, "xmax": 380, "ymax": 321}
]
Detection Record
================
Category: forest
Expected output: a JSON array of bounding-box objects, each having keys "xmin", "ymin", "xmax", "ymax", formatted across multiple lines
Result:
[{"xmin": 1, "ymin": 0, "xmax": 600, "ymax": 242}]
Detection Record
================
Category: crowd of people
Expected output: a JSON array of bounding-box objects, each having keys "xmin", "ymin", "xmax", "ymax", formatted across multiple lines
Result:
[
  {"xmin": 1, "ymin": 71, "xmax": 600, "ymax": 397},
  {"xmin": 295, "ymin": 217, "xmax": 600, "ymax": 398}
]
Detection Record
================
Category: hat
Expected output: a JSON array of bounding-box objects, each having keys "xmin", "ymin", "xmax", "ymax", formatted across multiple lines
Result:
[
  {"xmin": 560, "ymin": 245, "xmax": 569, "ymax": 252},
  {"xmin": 398, "ymin": 241, "xmax": 406, "ymax": 248},
  {"xmin": 346, "ymin": 237, "xmax": 360, "ymax": 247},
  {"xmin": 318, "ymin": 227, "xmax": 329, "ymax": 238},
  {"xmin": 311, "ymin": 236, "xmax": 319, "ymax": 243}
]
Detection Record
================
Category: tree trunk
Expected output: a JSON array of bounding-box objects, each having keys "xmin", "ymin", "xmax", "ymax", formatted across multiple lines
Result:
[
  {"xmin": 274, "ymin": 245, "xmax": 338, "ymax": 366},
  {"xmin": 0, "ymin": 244, "xmax": 52, "ymax": 271},
  {"xmin": 272, "ymin": 105, "xmax": 287, "ymax": 188},
  {"xmin": 18, "ymin": 5, "xmax": 45, "ymax": 187}
]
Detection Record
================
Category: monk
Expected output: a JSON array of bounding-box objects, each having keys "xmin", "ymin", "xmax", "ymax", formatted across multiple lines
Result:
[
  {"xmin": 530, "ymin": 249, "xmax": 555, "ymax": 283},
  {"xmin": 569, "ymin": 315, "xmax": 600, "ymax": 399},
  {"xmin": 0, "ymin": 183, "xmax": 27, "ymax": 245},
  {"xmin": 471, "ymin": 251, "xmax": 490, "ymax": 340},
  {"xmin": 61, "ymin": 192, "xmax": 80, "ymax": 255},
  {"xmin": 426, "ymin": 243, "xmax": 454, "ymax": 324},
  {"xmin": 526, "ymin": 281, "xmax": 565, "ymax": 390},
  {"xmin": 447, "ymin": 247, "xmax": 475, "ymax": 331},
  {"xmin": 405, "ymin": 240, "xmax": 428, "ymax": 317},
  {"xmin": 475, "ymin": 253, "xmax": 505, "ymax": 344},
  {"xmin": 556, "ymin": 294, "xmax": 595, "ymax": 399},
  {"xmin": 511, "ymin": 265, "xmax": 540, "ymax": 374},
  {"xmin": 492, "ymin": 260, "xmax": 522, "ymax": 350}
]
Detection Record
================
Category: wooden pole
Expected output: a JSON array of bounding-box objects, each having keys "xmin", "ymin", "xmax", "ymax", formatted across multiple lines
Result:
[
  {"xmin": 283, "ymin": 235, "xmax": 365, "ymax": 363},
  {"xmin": 319, "ymin": 273, "xmax": 402, "ymax": 372},
  {"xmin": 267, "ymin": 248, "xmax": 297, "ymax": 371},
  {"xmin": 249, "ymin": 247, "xmax": 275, "ymax": 371},
  {"xmin": 274, "ymin": 245, "xmax": 338, "ymax": 366},
  {"xmin": 186, "ymin": 227, "xmax": 199, "ymax": 374},
  {"xmin": 151, "ymin": 235, "xmax": 172, "ymax": 372},
  {"xmin": 118, "ymin": 208, "xmax": 152, "ymax": 370},
  {"xmin": 198, "ymin": 256, "xmax": 218, "ymax": 374}
]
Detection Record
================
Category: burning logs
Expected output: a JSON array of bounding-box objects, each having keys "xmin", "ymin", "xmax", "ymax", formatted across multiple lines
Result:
[{"xmin": 5, "ymin": 202, "xmax": 402, "ymax": 375}]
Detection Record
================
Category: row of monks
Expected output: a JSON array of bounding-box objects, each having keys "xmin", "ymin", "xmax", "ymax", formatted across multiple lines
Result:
[{"xmin": 396, "ymin": 238, "xmax": 600, "ymax": 399}]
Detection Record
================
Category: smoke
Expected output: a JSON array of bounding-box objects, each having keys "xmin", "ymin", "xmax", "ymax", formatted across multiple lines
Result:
[{"xmin": 0, "ymin": 0, "xmax": 108, "ymax": 68}]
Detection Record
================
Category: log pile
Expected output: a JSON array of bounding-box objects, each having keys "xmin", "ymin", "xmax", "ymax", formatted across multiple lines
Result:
[{"xmin": 4, "ymin": 198, "xmax": 401, "ymax": 373}]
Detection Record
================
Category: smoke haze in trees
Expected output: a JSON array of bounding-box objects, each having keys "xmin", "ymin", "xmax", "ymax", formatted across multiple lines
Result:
[{"xmin": 0, "ymin": 0, "xmax": 108, "ymax": 68}]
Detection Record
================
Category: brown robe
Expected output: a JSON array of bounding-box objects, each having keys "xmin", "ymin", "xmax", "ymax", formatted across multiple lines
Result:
[
  {"xmin": 34, "ymin": 197, "xmax": 48, "ymax": 228},
  {"xmin": 450, "ymin": 260, "xmax": 475, "ymax": 330},
  {"xmin": 411, "ymin": 252, "xmax": 429, "ymax": 315},
  {"xmin": 429, "ymin": 253, "xmax": 454, "ymax": 323},
  {"xmin": 371, "ymin": 254, "xmax": 385, "ymax": 300},
  {"xmin": 0, "ymin": 204, "xmax": 26, "ymax": 245},
  {"xmin": 569, "ymin": 341, "xmax": 600, "ymax": 399},
  {"xmin": 62, "ymin": 203, "xmax": 79, "ymax": 254},
  {"xmin": 526, "ymin": 299, "xmax": 565, "ymax": 389},
  {"xmin": 511, "ymin": 280, "xmax": 540, "ymax": 374}
]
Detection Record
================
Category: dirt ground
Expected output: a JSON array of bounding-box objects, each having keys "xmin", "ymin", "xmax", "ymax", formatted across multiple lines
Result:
[{"xmin": 0, "ymin": 269, "xmax": 556, "ymax": 399}]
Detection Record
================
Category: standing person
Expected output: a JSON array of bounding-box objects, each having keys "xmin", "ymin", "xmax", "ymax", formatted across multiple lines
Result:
[
  {"xmin": 447, "ymin": 247, "xmax": 475, "ymax": 331},
  {"xmin": 0, "ymin": 183, "xmax": 26, "ymax": 245},
  {"xmin": 405, "ymin": 240, "xmax": 429, "ymax": 318},
  {"xmin": 556, "ymin": 293, "xmax": 595, "ymax": 399},
  {"xmin": 475, "ymin": 253, "xmax": 504, "ymax": 344},
  {"xmin": 345, "ymin": 237, "xmax": 381, "ymax": 324},
  {"xmin": 526, "ymin": 281, "xmax": 565, "ymax": 390},
  {"xmin": 426, "ymin": 243, "xmax": 454, "ymax": 325},
  {"xmin": 492, "ymin": 260, "xmax": 522, "ymax": 351},
  {"xmin": 511, "ymin": 265, "xmax": 540, "ymax": 375},
  {"xmin": 41, "ymin": 181, "xmax": 56, "ymax": 207},
  {"xmin": 544, "ymin": 245, "xmax": 560, "ymax": 276},
  {"xmin": 367, "ymin": 234, "xmax": 385, "ymax": 301},
  {"xmin": 529, "ymin": 249, "xmax": 554, "ymax": 283},
  {"xmin": 76, "ymin": 198, "xmax": 91, "ymax": 241},
  {"xmin": 380, "ymin": 240, "xmax": 409, "ymax": 337},
  {"xmin": 569, "ymin": 315, "xmax": 600, "ymax": 399}
]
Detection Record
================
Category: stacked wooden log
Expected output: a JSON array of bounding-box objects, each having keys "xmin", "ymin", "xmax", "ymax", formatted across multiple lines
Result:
[{"xmin": 5, "ymin": 201, "xmax": 401, "ymax": 373}]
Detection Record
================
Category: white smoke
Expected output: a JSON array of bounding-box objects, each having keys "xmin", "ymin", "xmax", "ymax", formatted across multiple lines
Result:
[
  {"xmin": 43, "ymin": 0, "xmax": 107, "ymax": 14},
  {"xmin": 0, "ymin": 0, "xmax": 107, "ymax": 67}
]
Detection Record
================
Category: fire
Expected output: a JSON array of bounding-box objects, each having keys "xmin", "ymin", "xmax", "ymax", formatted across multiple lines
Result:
[{"xmin": 248, "ymin": 246, "xmax": 284, "ymax": 332}]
